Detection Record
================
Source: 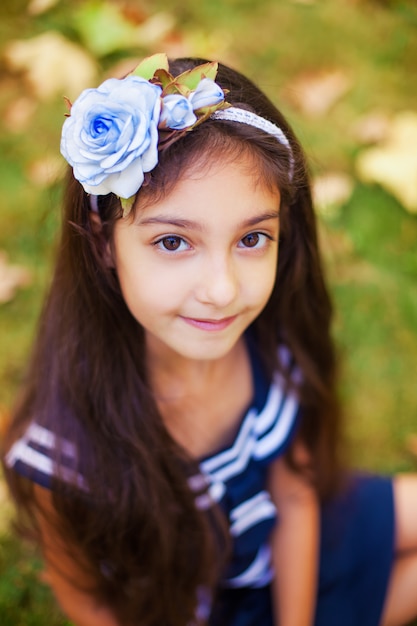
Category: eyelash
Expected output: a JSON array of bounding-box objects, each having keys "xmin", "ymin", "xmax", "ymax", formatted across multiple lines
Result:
[{"xmin": 153, "ymin": 232, "xmax": 274, "ymax": 253}]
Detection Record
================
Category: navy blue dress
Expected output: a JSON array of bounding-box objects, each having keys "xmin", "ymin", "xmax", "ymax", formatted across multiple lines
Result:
[{"xmin": 5, "ymin": 344, "xmax": 395, "ymax": 626}]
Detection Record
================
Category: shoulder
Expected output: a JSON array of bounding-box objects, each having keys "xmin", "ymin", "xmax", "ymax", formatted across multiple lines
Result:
[
  {"xmin": 200, "ymin": 344, "xmax": 301, "ymax": 482},
  {"xmin": 252, "ymin": 345, "xmax": 301, "ymax": 463},
  {"xmin": 4, "ymin": 422, "xmax": 85, "ymax": 491}
]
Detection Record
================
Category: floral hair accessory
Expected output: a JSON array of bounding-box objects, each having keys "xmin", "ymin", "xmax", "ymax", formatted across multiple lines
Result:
[{"xmin": 60, "ymin": 53, "xmax": 229, "ymax": 215}]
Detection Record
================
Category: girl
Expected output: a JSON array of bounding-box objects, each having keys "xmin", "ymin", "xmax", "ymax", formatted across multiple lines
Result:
[{"xmin": 2, "ymin": 54, "xmax": 417, "ymax": 626}]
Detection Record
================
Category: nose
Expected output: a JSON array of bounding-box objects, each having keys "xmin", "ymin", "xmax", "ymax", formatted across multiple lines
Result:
[{"xmin": 196, "ymin": 253, "xmax": 238, "ymax": 309}]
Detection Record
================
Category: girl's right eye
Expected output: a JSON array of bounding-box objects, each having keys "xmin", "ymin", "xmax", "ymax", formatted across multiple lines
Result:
[{"xmin": 153, "ymin": 236, "xmax": 191, "ymax": 252}]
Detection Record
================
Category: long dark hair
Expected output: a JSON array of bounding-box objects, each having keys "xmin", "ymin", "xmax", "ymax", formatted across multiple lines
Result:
[{"xmin": 2, "ymin": 58, "xmax": 343, "ymax": 625}]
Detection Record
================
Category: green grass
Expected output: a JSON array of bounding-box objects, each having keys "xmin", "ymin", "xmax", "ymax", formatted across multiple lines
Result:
[
  {"xmin": 0, "ymin": 533, "xmax": 70, "ymax": 626},
  {"xmin": 0, "ymin": 0, "xmax": 416, "ymax": 622}
]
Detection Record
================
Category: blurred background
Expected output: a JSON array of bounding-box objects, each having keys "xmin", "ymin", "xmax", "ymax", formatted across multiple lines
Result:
[{"xmin": 0, "ymin": 0, "xmax": 416, "ymax": 622}]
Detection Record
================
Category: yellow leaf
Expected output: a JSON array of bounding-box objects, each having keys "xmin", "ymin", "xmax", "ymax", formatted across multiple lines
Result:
[
  {"xmin": 175, "ymin": 62, "xmax": 218, "ymax": 90},
  {"xmin": 356, "ymin": 111, "xmax": 417, "ymax": 213},
  {"xmin": 132, "ymin": 53, "xmax": 169, "ymax": 80}
]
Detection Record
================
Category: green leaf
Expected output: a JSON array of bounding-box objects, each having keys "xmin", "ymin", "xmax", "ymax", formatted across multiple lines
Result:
[
  {"xmin": 162, "ymin": 80, "xmax": 191, "ymax": 97},
  {"xmin": 120, "ymin": 196, "xmax": 135, "ymax": 217},
  {"xmin": 175, "ymin": 62, "xmax": 218, "ymax": 90},
  {"xmin": 132, "ymin": 53, "xmax": 169, "ymax": 81},
  {"xmin": 193, "ymin": 101, "xmax": 230, "ymax": 118},
  {"xmin": 153, "ymin": 68, "xmax": 175, "ymax": 90}
]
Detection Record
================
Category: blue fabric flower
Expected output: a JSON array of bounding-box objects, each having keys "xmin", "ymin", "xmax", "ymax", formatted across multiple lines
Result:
[
  {"xmin": 60, "ymin": 76, "xmax": 162, "ymax": 198},
  {"xmin": 189, "ymin": 78, "xmax": 225, "ymax": 110},
  {"xmin": 160, "ymin": 94, "xmax": 197, "ymax": 130}
]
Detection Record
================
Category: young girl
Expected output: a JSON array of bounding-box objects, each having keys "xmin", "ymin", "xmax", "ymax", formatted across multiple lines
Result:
[{"xmin": 2, "ymin": 54, "xmax": 417, "ymax": 626}]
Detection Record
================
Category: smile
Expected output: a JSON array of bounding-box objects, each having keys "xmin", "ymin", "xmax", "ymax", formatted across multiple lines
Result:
[{"xmin": 180, "ymin": 315, "xmax": 237, "ymax": 331}]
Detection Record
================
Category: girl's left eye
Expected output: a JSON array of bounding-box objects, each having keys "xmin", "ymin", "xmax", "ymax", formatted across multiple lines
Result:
[
  {"xmin": 238, "ymin": 232, "xmax": 270, "ymax": 249},
  {"xmin": 154, "ymin": 236, "xmax": 191, "ymax": 252}
]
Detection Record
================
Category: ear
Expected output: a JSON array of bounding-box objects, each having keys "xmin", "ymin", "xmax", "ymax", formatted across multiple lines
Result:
[{"xmin": 89, "ymin": 211, "xmax": 115, "ymax": 268}]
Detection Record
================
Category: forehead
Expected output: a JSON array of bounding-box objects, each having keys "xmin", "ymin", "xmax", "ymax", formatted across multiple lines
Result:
[
  {"xmin": 133, "ymin": 143, "xmax": 282, "ymax": 217},
  {"xmin": 131, "ymin": 153, "xmax": 281, "ymax": 232}
]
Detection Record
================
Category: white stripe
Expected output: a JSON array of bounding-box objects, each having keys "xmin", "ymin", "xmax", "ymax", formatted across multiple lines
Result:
[
  {"xmin": 200, "ymin": 380, "xmax": 286, "ymax": 476},
  {"xmin": 230, "ymin": 499, "xmax": 276, "ymax": 537},
  {"xmin": 224, "ymin": 544, "xmax": 272, "ymax": 588},
  {"xmin": 253, "ymin": 381, "xmax": 284, "ymax": 435},
  {"xmin": 202, "ymin": 433, "xmax": 255, "ymax": 483},
  {"xmin": 230, "ymin": 490, "xmax": 272, "ymax": 522},
  {"xmin": 254, "ymin": 391, "xmax": 298, "ymax": 459},
  {"xmin": 194, "ymin": 494, "xmax": 214, "ymax": 510},
  {"xmin": 5, "ymin": 435, "xmax": 87, "ymax": 491},
  {"xmin": 201, "ymin": 385, "xmax": 298, "ymax": 481},
  {"xmin": 26, "ymin": 422, "xmax": 76, "ymax": 457},
  {"xmin": 200, "ymin": 408, "xmax": 257, "ymax": 474},
  {"xmin": 6, "ymin": 439, "xmax": 54, "ymax": 475},
  {"xmin": 208, "ymin": 480, "xmax": 226, "ymax": 502}
]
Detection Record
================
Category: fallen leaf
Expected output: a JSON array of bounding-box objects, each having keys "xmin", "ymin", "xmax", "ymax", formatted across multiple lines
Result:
[
  {"xmin": 0, "ymin": 406, "xmax": 10, "ymax": 438},
  {"xmin": 313, "ymin": 172, "xmax": 354, "ymax": 219},
  {"xmin": 0, "ymin": 479, "xmax": 13, "ymax": 536},
  {"xmin": 406, "ymin": 433, "xmax": 417, "ymax": 458},
  {"xmin": 26, "ymin": 155, "xmax": 64, "ymax": 186},
  {"xmin": 136, "ymin": 12, "xmax": 176, "ymax": 46},
  {"xmin": 284, "ymin": 69, "xmax": 352, "ymax": 117},
  {"xmin": 3, "ymin": 97, "xmax": 37, "ymax": 133},
  {"xmin": 4, "ymin": 32, "xmax": 98, "ymax": 101},
  {"xmin": 356, "ymin": 111, "xmax": 417, "ymax": 213},
  {"xmin": 0, "ymin": 252, "xmax": 32, "ymax": 304},
  {"xmin": 27, "ymin": 0, "xmax": 59, "ymax": 15},
  {"xmin": 351, "ymin": 111, "xmax": 391, "ymax": 145},
  {"xmin": 72, "ymin": 2, "xmax": 140, "ymax": 57}
]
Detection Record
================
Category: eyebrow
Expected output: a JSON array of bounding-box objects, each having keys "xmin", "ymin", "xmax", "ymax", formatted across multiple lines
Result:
[{"xmin": 137, "ymin": 210, "xmax": 280, "ymax": 230}]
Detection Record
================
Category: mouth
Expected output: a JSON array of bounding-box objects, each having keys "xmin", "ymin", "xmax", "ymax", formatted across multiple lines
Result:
[{"xmin": 180, "ymin": 315, "xmax": 237, "ymax": 331}]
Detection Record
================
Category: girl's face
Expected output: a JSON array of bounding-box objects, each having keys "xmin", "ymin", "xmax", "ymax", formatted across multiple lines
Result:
[{"xmin": 112, "ymin": 153, "xmax": 280, "ymax": 364}]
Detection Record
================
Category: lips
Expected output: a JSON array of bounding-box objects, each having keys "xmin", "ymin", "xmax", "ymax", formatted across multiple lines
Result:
[{"xmin": 180, "ymin": 315, "xmax": 237, "ymax": 331}]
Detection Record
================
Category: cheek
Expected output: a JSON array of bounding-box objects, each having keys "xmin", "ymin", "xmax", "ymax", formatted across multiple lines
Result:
[{"xmin": 246, "ymin": 260, "xmax": 277, "ymax": 307}]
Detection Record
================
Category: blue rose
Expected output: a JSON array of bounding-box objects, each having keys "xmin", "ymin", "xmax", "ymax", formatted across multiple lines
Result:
[
  {"xmin": 160, "ymin": 94, "xmax": 197, "ymax": 130},
  {"xmin": 60, "ymin": 76, "xmax": 162, "ymax": 198},
  {"xmin": 189, "ymin": 78, "xmax": 225, "ymax": 111}
]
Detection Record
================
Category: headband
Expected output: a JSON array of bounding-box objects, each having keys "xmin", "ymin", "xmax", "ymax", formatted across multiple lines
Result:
[
  {"xmin": 60, "ymin": 53, "xmax": 293, "ymax": 216},
  {"xmin": 211, "ymin": 107, "xmax": 294, "ymax": 179}
]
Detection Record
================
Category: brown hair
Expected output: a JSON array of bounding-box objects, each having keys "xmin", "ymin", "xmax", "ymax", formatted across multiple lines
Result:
[{"xmin": 2, "ymin": 58, "xmax": 343, "ymax": 625}]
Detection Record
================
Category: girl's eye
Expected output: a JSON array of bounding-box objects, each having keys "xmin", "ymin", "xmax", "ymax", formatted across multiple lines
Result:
[
  {"xmin": 154, "ymin": 236, "xmax": 190, "ymax": 252},
  {"xmin": 239, "ymin": 232, "xmax": 270, "ymax": 249}
]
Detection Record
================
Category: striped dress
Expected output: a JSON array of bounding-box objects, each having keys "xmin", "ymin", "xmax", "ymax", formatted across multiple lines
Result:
[{"xmin": 5, "ymin": 342, "xmax": 395, "ymax": 626}]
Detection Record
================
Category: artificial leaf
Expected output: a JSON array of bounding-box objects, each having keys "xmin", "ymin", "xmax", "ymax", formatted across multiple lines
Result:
[
  {"xmin": 153, "ymin": 68, "xmax": 175, "ymax": 90},
  {"xmin": 133, "ymin": 53, "xmax": 169, "ymax": 81},
  {"xmin": 192, "ymin": 97, "xmax": 230, "ymax": 115},
  {"xmin": 120, "ymin": 196, "xmax": 135, "ymax": 218},
  {"xmin": 162, "ymin": 79, "xmax": 191, "ymax": 97},
  {"xmin": 175, "ymin": 62, "xmax": 218, "ymax": 91}
]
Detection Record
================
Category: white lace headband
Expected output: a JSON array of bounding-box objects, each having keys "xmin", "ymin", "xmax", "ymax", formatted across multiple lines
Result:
[{"xmin": 211, "ymin": 107, "xmax": 294, "ymax": 178}]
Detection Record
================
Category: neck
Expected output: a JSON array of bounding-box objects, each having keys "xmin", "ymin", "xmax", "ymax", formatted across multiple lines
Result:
[{"xmin": 147, "ymin": 337, "xmax": 246, "ymax": 401}]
